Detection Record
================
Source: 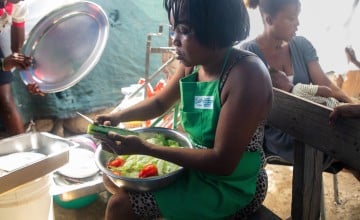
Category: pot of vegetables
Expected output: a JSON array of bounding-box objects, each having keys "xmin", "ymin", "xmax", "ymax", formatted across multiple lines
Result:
[{"xmin": 94, "ymin": 127, "xmax": 192, "ymax": 192}]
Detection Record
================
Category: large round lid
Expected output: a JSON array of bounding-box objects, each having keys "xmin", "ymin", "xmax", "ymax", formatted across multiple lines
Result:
[{"xmin": 20, "ymin": 1, "xmax": 109, "ymax": 93}]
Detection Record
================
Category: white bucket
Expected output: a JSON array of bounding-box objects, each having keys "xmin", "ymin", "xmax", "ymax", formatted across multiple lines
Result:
[{"xmin": 0, "ymin": 174, "xmax": 54, "ymax": 220}]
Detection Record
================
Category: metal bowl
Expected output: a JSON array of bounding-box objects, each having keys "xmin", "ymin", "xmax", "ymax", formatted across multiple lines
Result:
[{"xmin": 94, "ymin": 127, "xmax": 192, "ymax": 192}]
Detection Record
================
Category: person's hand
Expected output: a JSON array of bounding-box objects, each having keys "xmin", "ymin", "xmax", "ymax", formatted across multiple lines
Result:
[
  {"xmin": 2, "ymin": 53, "xmax": 32, "ymax": 71},
  {"xmin": 345, "ymin": 47, "xmax": 358, "ymax": 64},
  {"xmin": 95, "ymin": 113, "xmax": 120, "ymax": 126},
  {"xmin": 26, "ymin": 83, "xmax": 45, "ymax": 96},
  {"xmin": 99, "ymin": 131, "xmax": 149, "ymax": 155},
  {"xmin": 329, "ymin": 104, "xmax": 360, "ymax": 126},
  {"xmin": 331, "ymin": 88, "xmax": 354, "ymax": 103}
]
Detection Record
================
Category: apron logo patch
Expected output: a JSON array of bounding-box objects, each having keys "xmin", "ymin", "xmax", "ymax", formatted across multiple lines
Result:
[{"xmin": 194, "ymin": 96, "xmax": 214, "ymax": 109}]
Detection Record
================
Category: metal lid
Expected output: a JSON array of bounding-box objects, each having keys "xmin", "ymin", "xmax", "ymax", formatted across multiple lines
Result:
[{"xmin": 20, "ymin": 1, "xmax": 109, "ymax": 93}]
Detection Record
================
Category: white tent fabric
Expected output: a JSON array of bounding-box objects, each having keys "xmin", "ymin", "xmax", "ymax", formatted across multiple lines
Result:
[{"xmin": 9, "ymin": 0, "xmax": 168, "ymax": 121}]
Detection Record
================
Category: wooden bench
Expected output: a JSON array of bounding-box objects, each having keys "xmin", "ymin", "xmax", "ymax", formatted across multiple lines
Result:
[{"xmin": 266, "ymin": 88, "xmax": 360, "ymax": 220}]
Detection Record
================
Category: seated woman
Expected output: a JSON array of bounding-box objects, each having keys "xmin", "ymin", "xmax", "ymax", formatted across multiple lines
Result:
[{"xmin": 241, "ymin": 0, "xmax": 353, "ymax": 166}]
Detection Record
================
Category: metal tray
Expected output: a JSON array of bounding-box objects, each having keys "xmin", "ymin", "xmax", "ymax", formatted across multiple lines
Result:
[
  {"xmin": 20, "ymin": 1, "xmax": 109, "ymax": 93},
  {"xmin": 0, "ymin": 132, "xmax": 75, "ymax": 195}
]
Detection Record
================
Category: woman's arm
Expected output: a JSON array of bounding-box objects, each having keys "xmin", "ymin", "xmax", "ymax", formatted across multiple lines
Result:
[
  {"xmin": 11, "ymin": 25, "xmax": 25, "ymax": 53},
  {"xmin": 96, "ymin": 64, "xmax": 186, "ymax": 125},
  {"xmin": 316, "ymin": 85, "xmax": 332, "ymax": 98},
  {"xmin": 307, "ymin": 61, "xmax": 353, "ymax": 103}
]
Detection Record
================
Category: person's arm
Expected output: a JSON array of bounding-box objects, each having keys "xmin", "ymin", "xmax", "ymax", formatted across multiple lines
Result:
[
  {"xmin": 10, "ymin": 2, "xmax": 27, "ymax": 53},
  {"xmin": 307, "ymin": 60, "xmax": 353, "ymax": 103},
  {"xmin": 10, "ymin": 24, "xmax": 25, "ymax": 53},
  {"xmin": 315, "ymin": 85, "xmax": 333, "ymax": 98}
]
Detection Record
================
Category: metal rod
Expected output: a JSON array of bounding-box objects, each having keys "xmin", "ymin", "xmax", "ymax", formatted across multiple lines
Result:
[{"xmin": 144, "ymin": 25, "xmax": 165, "ymax": 98}]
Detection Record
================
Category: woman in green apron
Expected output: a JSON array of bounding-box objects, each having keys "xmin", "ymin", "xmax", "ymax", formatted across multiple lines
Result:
[{"xmin": 96, "ymin": 0, "xmax": 273, "ymax": 219}]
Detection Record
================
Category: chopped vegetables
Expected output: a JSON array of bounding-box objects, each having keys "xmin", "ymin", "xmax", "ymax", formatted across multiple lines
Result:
[
  {"xmin": 108, "ymin": 157, "xmax": 125, "ymax": 167},
  {"xmin": 107, "ymin": 134, "xmax": 182, "ymax": 178},
  {"xmin": 146, "ymin": 134, "xmax": 181, "ymax": 147},
  {"xmin": 107, "ymin": 154, "xmax": 181, "ymax": 178}
]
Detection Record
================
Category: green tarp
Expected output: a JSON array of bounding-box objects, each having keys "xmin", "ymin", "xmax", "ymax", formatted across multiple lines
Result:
[{"xmin": 12, "ymin": 0, "xmax": 168, "ymax": 122}]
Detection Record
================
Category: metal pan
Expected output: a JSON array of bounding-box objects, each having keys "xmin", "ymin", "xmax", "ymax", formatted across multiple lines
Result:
[
  {"xmin": 0, "ymin": 132, "xmax": 76, "ymax": 195},
  {"xmin": 20, "ymin": 1, "xmax": 109, "ymax": 93}
]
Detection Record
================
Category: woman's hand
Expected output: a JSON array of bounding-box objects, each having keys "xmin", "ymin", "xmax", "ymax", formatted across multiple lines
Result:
[
  {"xmin": 345, "ymin": 47, "xmax": 358, "ymax": 64},
  {"xmin": 2, "ymin": 53, "xmax": 32, "ymax": 71},
  {"xmin": 331, "ymin": 88, "xmax": 354, "ymax": 103},
  {"xmin": 95, "ymin": 113, "xmax": 121, "ymax": 126},
  {"xmin": 26, "ymin": 83, "xmax": 45, "ymax": 96},
  {"xmin": 100, "ymin": 131, "xmax": 150, "ymax": 155},
  {"xmin": 329, "ymin": 104, "xmax": 360, "ymax": 126}
]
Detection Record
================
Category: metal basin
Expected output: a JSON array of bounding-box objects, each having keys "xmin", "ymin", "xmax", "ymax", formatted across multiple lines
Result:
[
  {"xmin": 0, "ymin": 132, "xmax": 75, "ymax": 195},
  {"xmin": 94, "ymin": 127, "xmax": 192, "ymax": 192}
]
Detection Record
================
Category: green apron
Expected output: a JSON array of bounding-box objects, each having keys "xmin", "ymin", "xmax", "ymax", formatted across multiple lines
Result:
[{"xmin": 153, "ymin": 68, "xmax": 261, "ymax": 220}]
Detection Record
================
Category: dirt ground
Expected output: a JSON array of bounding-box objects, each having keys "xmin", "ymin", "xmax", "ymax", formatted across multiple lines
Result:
[
  {"xmin": 264, "ymin": 164, "xmax": 360, "ymax": 220},
  {"xmin": 53, "ymin": 164, "xmax": 360, "ymax": 220}
]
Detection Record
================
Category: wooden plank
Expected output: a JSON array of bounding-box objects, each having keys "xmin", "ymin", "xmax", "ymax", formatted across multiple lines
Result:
[
  {"xmin": 267, "ymin": 88, "xmax": 360, "ymax": 170},
  {"xmin": 265, "ymin": 88, "xmax": 360, "ymax": 219},
  {"xmin": 291, "ymin": 141, "xmax": 323, "ymax": 220}
]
